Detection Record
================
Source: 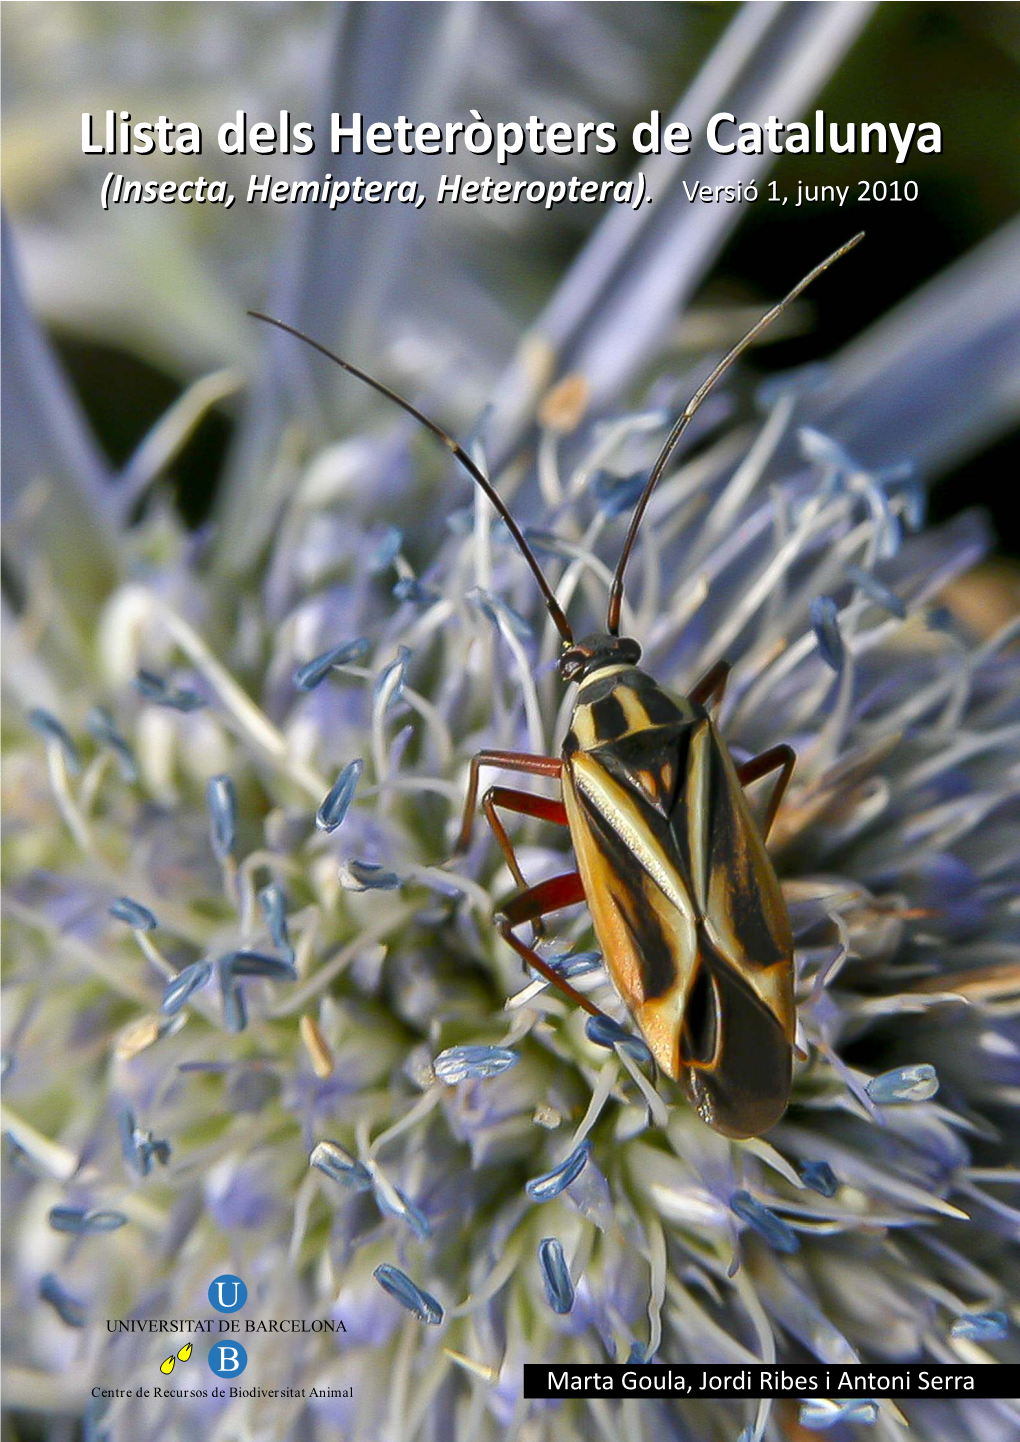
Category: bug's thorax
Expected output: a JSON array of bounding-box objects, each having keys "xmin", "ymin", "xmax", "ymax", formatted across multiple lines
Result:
[{"xmin": 563, "ymin": 662, "xmax": 700, "ymax": 757}]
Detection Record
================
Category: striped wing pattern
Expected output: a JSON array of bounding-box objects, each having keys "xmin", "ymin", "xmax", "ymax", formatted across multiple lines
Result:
[{"xmin": 562, "ymin": 666, "xmax": 795, "ymax": 1137}]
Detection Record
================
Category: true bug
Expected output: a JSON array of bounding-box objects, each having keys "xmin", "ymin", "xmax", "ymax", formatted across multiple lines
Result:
[{"xmin": 251, "ymin": 231, "xmax": 862, "ymax": 1137}]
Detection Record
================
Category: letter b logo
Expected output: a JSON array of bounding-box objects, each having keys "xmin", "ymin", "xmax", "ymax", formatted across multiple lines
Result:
[
  {"xmin": 208, "ymin": 1341, "xmax": 247, "ymax": 1377},
  {"xmin": 208, "ymin": 1274, "xmax": 247, "ymax": 1313}
]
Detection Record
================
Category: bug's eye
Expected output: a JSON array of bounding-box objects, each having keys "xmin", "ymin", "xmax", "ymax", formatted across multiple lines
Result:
[{"xmin": 558, "ymin": 648, "xmax": 588, "ymax": 681}]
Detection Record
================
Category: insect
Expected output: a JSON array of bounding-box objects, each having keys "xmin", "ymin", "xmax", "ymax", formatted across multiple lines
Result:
[{"xmin": 251, "ymin": 231, "xmax": 862, "ymax": 1137}]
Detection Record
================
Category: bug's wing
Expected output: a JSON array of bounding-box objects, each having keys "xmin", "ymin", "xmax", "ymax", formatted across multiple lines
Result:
[
  {"xmin": 684, "ymin": 719, "xmax": 795, "ymax": 1136},
  {"xmin": 563, "ymin": 726, "xmax": 701, "ymax": 1079},
  {"xmin": 688, "ymin": 718, "xmax": 795, "ymax": 1036},
  {"xmin": 564, "ymin": 718, "xmax": 795, "ymax": 1138}
]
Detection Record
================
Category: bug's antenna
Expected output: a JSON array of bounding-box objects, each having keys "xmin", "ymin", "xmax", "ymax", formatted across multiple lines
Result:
[
  {"xmin": 248, "ymin": 312, "xmax": 574, "ymax": 645},
  {"xmin": 605, "ymin": 232, "xmax": 865, "ymax": 636}
]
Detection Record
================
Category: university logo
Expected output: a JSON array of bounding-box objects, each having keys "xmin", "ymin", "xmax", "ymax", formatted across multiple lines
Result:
[
  {"xmin": 208, "ymin": 1273, "xmax": 248, "ymax": 1377},
  {"xmin": 208, "ymin": 1273, "xmax": 248, "ymax": 1313},
  {"xmin": 208, "ymin": 1341, "xmax": 248, "ymax": 1377},
  {"xmin": 156, "ymin": 1274, "xmax": 249, "ymax": 1376}
]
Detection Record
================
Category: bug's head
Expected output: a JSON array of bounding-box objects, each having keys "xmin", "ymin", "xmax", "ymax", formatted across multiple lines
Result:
[{"xmin": 558, "ymin": 633, "xmax": 642, "ymax": 684}]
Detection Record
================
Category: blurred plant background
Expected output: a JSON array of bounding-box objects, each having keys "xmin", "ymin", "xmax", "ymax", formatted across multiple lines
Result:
[
  {"xmin": 2, "ymin": 4, "xmax": 1019, "ymax": 1442},
  {"xmin": 3, "ymin": 1, "xmax": 1019, "ymax": 547}
]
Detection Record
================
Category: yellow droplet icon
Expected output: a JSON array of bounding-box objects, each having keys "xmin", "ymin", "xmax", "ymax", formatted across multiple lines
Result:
[
  {"xmin": 160, "ymin": 1355, "xmax": 175, "ymax": 1374},
  {"xmin": 177, "ymin": 1344, "xmax": 192, "ymax": 1362}
]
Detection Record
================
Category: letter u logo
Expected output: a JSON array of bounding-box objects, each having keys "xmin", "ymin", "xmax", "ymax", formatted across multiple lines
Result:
[{"xmin": 208, "ymin": 1273, "xmax": 248, "ymax": 1313}]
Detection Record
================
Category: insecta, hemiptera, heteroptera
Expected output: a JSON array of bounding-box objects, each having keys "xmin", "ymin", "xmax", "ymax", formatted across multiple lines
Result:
[{"xmin": 250, "ymin": 231, "xmax": 862, "ymax": 1137}]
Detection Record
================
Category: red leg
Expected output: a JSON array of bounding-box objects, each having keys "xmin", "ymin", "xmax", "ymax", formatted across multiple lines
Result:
[
  {"xmin": 737, "ymin": 743, "xmax": 795, "ymax": 840},
  {"xmin": 453, "ymin": 750, "xmax": 562, "ymax": 857},
  {"xmin": 496, "ymin": 872, "xmax": 608, "ymax": 1018},
  {"xmin": 689, "ymin": 660, "xmax": 730, "ymax": 712},
  {"xmin": 482, "ymin": 787, "xmax": 568, "ymax": 890},
  {"xmin": 483, "ymin": 787, "xmax": 569, "ymax": 941}
]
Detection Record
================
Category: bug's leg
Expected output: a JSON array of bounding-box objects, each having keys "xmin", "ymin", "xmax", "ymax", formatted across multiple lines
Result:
[
  {"xmin": 452, "ymin": 750, "xmax": 562, "ymax": 858},
  {"xmin": 689, "ymin": 659, "xmax": 731, "ymax": 711},
  {"xmin": 482, "ymin": 787, "xmax": 569, "ymax": 941},
  {"xmin": 496, "ymin": 872, "xmax": 612, "ymax": 1020},
  {"xmin": 737, "ymin": 743, "xmax": 796, "ymax": 840}
]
